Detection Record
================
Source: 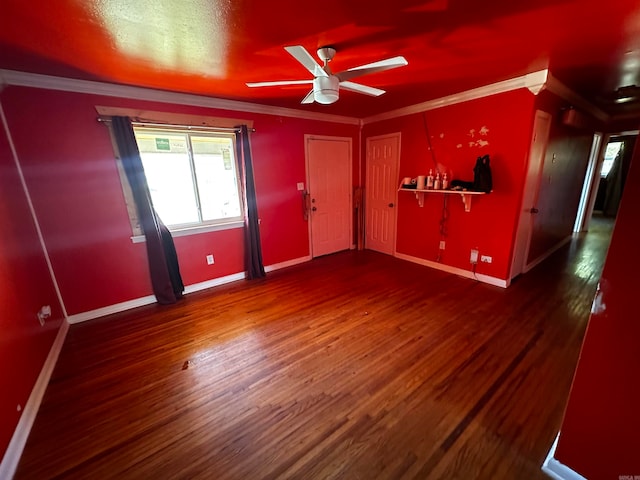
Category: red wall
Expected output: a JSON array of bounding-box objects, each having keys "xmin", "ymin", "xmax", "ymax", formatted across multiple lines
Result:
[
  {"xmin": 0, "ymin": 103, "xmax": 64, "ymax": 455},
  {"xmin": 554, "ymin": 138, "xmax": 640, "ymax": 479},
  {"xmin": 362, "ymin": 89, "xmax": 536, "ymax": 280},
  {"xmin": 0, "ymin": 86, "xmax": 359, "ymax": 316}
]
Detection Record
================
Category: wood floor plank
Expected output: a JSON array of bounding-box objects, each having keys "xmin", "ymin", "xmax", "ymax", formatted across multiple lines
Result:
[{"xmin": 15, "ymin": 218, "xmax": 612, "ymax": 479}]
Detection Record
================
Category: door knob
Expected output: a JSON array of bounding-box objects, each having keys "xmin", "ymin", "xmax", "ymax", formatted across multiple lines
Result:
[
  {"xmin": 530, "ymin": 207, "xmax": 539, "ymax": 214},
  {"xmin": 388, "ymin": 203, "xmax": 395, "ymax": 207}
]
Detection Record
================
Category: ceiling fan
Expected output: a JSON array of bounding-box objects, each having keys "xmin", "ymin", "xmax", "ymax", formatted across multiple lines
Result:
[{"xmin": 246, "ymin": 46, "xmax": 408, "ymax": 105}]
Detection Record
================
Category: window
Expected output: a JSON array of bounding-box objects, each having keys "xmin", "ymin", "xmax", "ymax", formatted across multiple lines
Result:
[
  {"xmin": 129, "ymin": 127, "xmax": 243, "ymax": 235},
  {"xmin": 601, "ymin": 141, "xmax": 623, "ymax": 177}
]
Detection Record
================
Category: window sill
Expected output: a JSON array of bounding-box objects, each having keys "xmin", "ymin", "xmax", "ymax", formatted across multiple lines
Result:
[{"xmin": 130, "ymin": 220, "xmax": 244, "ymax": 243}]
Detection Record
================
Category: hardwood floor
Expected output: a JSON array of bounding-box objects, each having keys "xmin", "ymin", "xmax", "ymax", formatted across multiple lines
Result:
[{"xmin": 16, "ymin": 220, "xmax": 612, "ymax": 479}]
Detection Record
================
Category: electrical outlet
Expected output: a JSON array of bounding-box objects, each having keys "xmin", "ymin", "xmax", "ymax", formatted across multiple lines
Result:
[
  {"xmin": 481, "ymin": 255, "xmax": 492, "ymax": 264},
  {"xmin": 206, "ymin": 254, "xmax": 214, "ymax": 265},
  {"xmin": 439, "ymin": 240, "xmax": 446, "ymax": 250},
  {"xmin": 37, "ymin": 305, "xmax": 51, "ymax": 326},
  {"xmin": 470, "ymin": 249, "xmax": 479, "ymax": 264},
  {"xmin": 297, "ymin": 182, "xmax": 305, "ymax": 191}
]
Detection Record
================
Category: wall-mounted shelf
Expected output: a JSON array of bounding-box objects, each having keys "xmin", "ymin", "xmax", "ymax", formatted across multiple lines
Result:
[{"xmin": 399, "ymin": 187, "xmax": 486, "ymax": 212}]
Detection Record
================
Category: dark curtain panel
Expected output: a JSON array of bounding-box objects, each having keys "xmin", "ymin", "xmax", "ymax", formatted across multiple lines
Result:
[
  {"xmin": 111, "ymin": 116, "xmax": 184, "ymax": 304},
  {"xmin": 235, "ymin": 125, "xmax": 265, "ymax": 279}
]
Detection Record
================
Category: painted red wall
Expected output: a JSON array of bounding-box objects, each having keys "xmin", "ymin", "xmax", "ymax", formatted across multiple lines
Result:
[
  {"xmin": 528, "ymin": 91, "xmax": 593, "ymax": 263},
  {"xmin": 554, "ymin": 134, "xmax": 640, "ymax": 479},
  {"xmin": 362, "ymin": 89, "xmax": 536, "ymax": 280},
  {"xmin": 0, "ymin": 86, "xmax": 359, "ymax": 316},
  {"xmin": 0, "ymin": 103, "xmax": 64, "ymax": 455}
]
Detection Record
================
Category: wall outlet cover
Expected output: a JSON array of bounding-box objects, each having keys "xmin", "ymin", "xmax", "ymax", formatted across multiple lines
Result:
[
  {"xmin": 206, "ymin": 254, "xmax": 215, "ymax": 265},
  {"xmin": 470, "ymin": 249, "xmax": 479, "ymax": 264}
]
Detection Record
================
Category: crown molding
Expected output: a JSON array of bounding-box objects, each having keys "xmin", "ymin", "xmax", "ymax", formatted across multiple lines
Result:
[
  {"xmin": 545, "ymin": 72, "xmax": 609, "ymax": 123},
  {"xmin": 1, "ymin": 68, "xmax": 616, "ymax": 127},
  {"xmin": 362, "ymin": 69, "xmax": 549, "ymax": 124},
  {"xmin": 0, "ymin": 69, "xmax": 360, "ymax": 126}
]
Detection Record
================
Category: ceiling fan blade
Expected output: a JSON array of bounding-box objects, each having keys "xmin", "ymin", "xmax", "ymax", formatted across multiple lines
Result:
[
  {"xmin": 339, "ymin": 81, "xmax": 386, "ymax": 97},
  {"xmin": 284, "ymin": 45, "xmax": 328, "ymax": 77},
  {"xmin": 301, "ymin": 90, "xmax": 315, "ymax": 104},
  {"xmin": 336, "ymin": 56, "xmax": 408, "ymax": 82},
  {"xmin": 246, "ymin": 80, "xmax": 313, "ymax": 88}
]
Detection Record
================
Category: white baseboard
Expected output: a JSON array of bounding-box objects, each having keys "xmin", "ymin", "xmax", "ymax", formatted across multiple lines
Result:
[
  {"xmin": 264, "ymin": 255, "xmax": 311, "ymax": 273},
  {"xmin": 67, "ymin": 294, "xmax": 157, "ymax": 324},
  {"xmin": 394, "ymin": 252, "xmax": 508, "ymax": 288},
  {"xmin": 524, "ymin": 236, "xmax": 573, "ymax": 273},
  {"xmin": 183, "ymin": 272, "xmax": 246, "ymax": 294},
  {"xmin": 542, "ymin": 433, "xmax": 588, "ymax": 480},
  {"xmin": 68, "ymin": 257, "xmax": 312, "ymax": 324},
  {"xmin": 68, "ymin": 273, "xmax": 247, "ymax": 324},
  {"xmin": 0, "ymin": 320, "xmax": 69, "ymax": 480}
]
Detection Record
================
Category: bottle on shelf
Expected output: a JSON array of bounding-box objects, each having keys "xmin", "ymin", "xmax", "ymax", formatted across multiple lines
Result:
[
  {"xmin": 434, "ymin": 172, "xmax": 441, "ymax": 190},
  {"xmin": 442, "ymin": 173, "xmax": 449, "ymax": 190},
  {"xmin": 427, "ymin": 169, "xmax": 434, "ymax": 190}
]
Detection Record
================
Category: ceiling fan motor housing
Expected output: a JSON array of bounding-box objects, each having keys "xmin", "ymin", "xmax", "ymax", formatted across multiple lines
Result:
[{"xmin": 313, "ymin": 76, "xmax": 339, "ymax": 104}]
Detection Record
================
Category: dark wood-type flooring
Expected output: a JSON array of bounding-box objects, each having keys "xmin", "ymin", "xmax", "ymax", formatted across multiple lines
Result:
[{"xmin": 16, "ymin": 218, "xmax": 613, "ymax": 479}]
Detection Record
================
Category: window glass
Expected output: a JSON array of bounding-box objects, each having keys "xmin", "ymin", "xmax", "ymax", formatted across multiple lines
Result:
[
  {"xmin": 601, "ymin": 141, "xmax": 623, "ymax": 178},
  {"xmin": 191, "ymin": 136, "xmax": 242, "ymax": 221},
  {"xmin": 132, "ymin": 127, "xmax": 243, "ymax": 229}
]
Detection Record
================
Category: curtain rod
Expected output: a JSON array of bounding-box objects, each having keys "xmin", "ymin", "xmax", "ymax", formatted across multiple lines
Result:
[{"xmin": 97, "ymin": 117, "xmax": 255, "ymax": 133}]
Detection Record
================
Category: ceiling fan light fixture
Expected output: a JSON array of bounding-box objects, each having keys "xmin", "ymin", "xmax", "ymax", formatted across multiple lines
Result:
[
  {"xmin": 248, "ymin": 45, "xmax": 407, "ymax": 105},
  {"xmin": 313, "ymin": 76, "xmax": 339, "ymax": 104}
]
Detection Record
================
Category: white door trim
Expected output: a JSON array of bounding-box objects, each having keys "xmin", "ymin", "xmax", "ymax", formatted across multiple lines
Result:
[
  {"xmin": 574, "ymin": 133, "xmax": 603, "ymax": 232},
  {"xmin": 510, "ymin": 110, "xmax": 551, "ymax": 279}
]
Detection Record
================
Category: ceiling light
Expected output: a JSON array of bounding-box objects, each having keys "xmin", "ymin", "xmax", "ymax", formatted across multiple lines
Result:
[
  {"xmin": 615, "ymin": 84, "xmax": 640, "ymax": 103},
  {"xmin": 313, "ymin": 76, "xmax": 339, "ymax": 104}
]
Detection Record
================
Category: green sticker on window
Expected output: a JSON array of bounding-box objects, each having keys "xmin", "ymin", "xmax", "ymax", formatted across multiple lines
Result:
[
  {"xmin": 155, "ymin": 138, "xmax": 171, "ymax": 151},
  {"xmin": 222, "ymin": 149, "xmax": 232, "ymax": 170}
]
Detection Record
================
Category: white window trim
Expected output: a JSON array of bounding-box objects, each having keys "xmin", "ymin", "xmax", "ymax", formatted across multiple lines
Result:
[
  {"xmin": 103, "ymin": 118, "xmax": 247, "ymax": 242},
  {"xmin": 130, "ymin": 220, "xmax": 244, "ymax": 243},
  {"xmin": 95, "ymin": 109, "xmax": 253, "ymax": 243}
]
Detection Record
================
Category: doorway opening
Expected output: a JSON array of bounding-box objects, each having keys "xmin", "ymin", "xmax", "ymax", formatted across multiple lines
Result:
[
  {"xmin": 574, "ymin": 131, "xmax": 638, "ymax": 233},
  {"xmin": 592, "ymin": 136, "xmax": 634, "ymax": 218}
]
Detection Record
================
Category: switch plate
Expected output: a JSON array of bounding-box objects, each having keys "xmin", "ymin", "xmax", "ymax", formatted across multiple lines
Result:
[
  {"xmin": 206, "ymin": 254, "xmax": 214, "ymax": 265},
  {"xmin": 439, "ymin": 240, "xmax": 446, "ymax": 250},
  {"xmin": 481, "ymin": 255, "xmax": 492, "ymax": 263},
  {"xmin": 470, "ymin": 249, "xmax": 479, "ymax": 264},
  {"xmin": 297, "ymin": 182, "xmax": 305, "ymax": 191}
]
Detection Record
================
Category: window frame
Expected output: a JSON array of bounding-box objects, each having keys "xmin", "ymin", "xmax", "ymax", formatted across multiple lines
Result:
[
  {"xmin": 111, "ymin": 123, "xmax": 245, "ymax": 243},
  {"xmin": 600, "ymin": 140, "xmax": 623, "ymax": 178}
]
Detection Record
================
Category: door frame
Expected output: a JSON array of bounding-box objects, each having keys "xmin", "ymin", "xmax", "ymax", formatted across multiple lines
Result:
[
  {"xmin": 573, "ymin": 132, "xmax": 604, "ymax": 232},
  {"xmin": 304, "ymin": 134, "xmax": 353, "ymax": 258},
  {"xmin": 365, "ymin": 132, "xmax": 400, "ymax": 256},
  {"xmin": 510, "ymin": 110, "xmax": 551, "ymax": 280}
]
